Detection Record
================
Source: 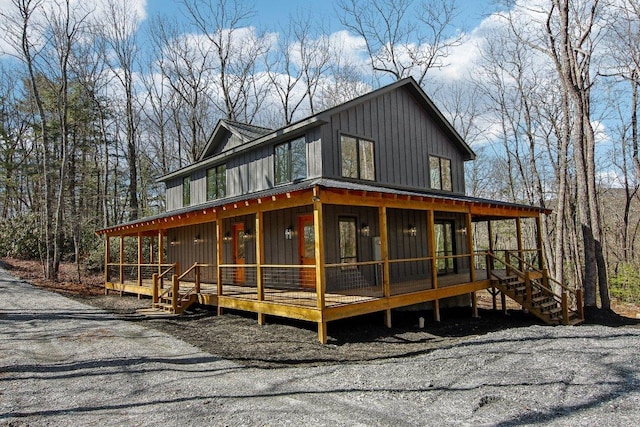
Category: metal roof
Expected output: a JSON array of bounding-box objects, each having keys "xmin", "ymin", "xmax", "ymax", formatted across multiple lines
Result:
[{"xmin": 97, "ymin": 178, "xmax": 548, "ymax": 235}]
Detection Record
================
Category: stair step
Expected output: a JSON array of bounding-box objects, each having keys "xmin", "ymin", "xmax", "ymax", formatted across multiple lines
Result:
[
  {"xmin": 531, "ymin": 296, "xmax": 550, "ymax": 304},
  {"xmin": 538, "ymin": 301, "xmax": 557, "ymax": 309},
  {"xmin": 136, "ymin": 308, "xmax": 178, "ymax": 317}
]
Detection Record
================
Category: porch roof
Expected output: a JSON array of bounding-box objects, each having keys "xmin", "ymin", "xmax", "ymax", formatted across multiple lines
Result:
[{"xmin": 96, "ymin": 178, "xmax": 550, "ymax": 236}]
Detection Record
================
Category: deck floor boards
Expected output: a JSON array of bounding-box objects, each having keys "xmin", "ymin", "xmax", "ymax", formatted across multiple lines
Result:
[{"xmin": 109, "ymin": 269, "xmax": 493, "ymax": 309}]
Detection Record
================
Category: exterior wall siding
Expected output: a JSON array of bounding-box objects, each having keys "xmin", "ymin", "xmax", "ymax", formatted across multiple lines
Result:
[
  {"xmin": 165, "ymin": 178, "xmax": 182, "ymax": 211},
  {"xmin": 166, "ymin": 130, "xmax": 321, "ymax": 211},
  {"xmin": 166, "ymin": 222, "xmax": 217, "ymax": 282},
  {"xmin": 321, "ymin": 86, "xmax": 467, "ymax": 194}
]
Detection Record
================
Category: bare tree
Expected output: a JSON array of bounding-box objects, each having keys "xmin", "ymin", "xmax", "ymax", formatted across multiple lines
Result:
[
  {"xmin": 102, "ymin": 0, "xmax": 142, "ymax": 220},
  {"xmin": 183, "ymin": 0, "xmax": 270, "ymax": 123},
  {"xmin": 545, "ymin": 0, "xmax": 610, "ymax": 309},
  {"xmin": 337, "ymin": 0, "xmax": 462, "ymax": 85},
  {"xmin": 149, "ymin": 16, "xmax": 216, "ymax": 162}
]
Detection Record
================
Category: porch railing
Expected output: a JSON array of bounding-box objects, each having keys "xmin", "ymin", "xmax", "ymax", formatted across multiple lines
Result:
[{"xmin": 487, "ymin": 251, "xmax": 584, "ymax": 324}]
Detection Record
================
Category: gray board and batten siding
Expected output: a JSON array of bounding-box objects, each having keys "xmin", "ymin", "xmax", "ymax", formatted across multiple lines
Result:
[
  {"xmin": 163, "ymin": 78, "xmax": 474, "ymax": 212},
  {"xmin": 320, "ymin": 84, "xmax": 467, "ymax": 194},
  {"xmin": 164, "ymin": 126, "xmax": 322, "ymax": 212}
]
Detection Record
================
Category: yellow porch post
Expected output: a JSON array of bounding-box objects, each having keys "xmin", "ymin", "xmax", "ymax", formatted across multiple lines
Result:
[
  {"xmin": 427, "ymin": 209, "xmax": 440, "ymax": 322},
  {"xmin": 256, "ymin": 211, "xmax": 265, "ymax": 325},
  {"xmin": 379, "ymin": 206, "xmax": 391, "ymax": 328},
  {"xmin": 119, "ymin": 235, "xmax": 124, "ymax": 287},
  {"xmin": 216, "ymin": 220, "xmax": 224, "ymax": 315},
  {"xmin": 313, "ymin": 188, "xmax": 327, "ymax": 344},
  {"xmin": 157, "ymin": 229, "xmax": 164, "ymax": 276},
  {"xmin": 535, "ymin": 215, "xmax": 545, "ymax": 270},
  {"xmin": 516, "ymin": 217, "xmax": 523, "ymax": 271},
  {"xmin": 466, "ymin": 212, "xmax": 478, "ymax": 318},
  {"xmin": 104, "ymin": 235, "xmax": 110, "ymax": 295},
  {"xmin": 137, "ymin": 232, "xmax": 143, "ymax": 289}
]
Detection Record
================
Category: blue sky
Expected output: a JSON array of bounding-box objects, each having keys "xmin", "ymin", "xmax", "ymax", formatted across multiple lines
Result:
[{"xmin": 146, "ymin": 0, "xmax": 500, "ymax": 34}]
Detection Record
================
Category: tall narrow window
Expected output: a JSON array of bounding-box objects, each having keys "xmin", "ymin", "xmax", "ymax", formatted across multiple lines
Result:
[
  {"xmin": 429, "ymin": 155, "xmax": 452, "ymax": 191},
  {"xmin": 182, "ymin": 176, "xmax": 190, "ymax": 206},
  {"xmin": 207, "ymin": 164, "xmax": 226, "ymax": 200},
  {"xmin": 339, "ymin": 217, "xmax": 357, "ymax": 264},
  {"xmin": 434, "ymin": 221, "xmax": 456, "ymax": 274},
  {"xmin": 275, "ymin": 137, "xmax": 306, "ymax": 185},
  {"xmin": 341, "ymin": 135, "xmax": 375, "ymax": 181}
]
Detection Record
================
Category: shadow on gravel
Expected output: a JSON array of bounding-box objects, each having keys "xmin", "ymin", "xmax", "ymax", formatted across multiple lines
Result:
[
  {"xmin": 0, "ymin": 354, "xmax": 232, "ymax": 379},
  {"xmin": 1, "ymin": 309, "xmax": 133, "ymax": 323},
  {"xmin": 492, "ymin": 363, "xmax": 636, "ymax": 426}
]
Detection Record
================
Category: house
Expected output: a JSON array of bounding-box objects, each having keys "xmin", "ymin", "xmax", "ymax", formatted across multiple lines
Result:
[{"xmin": 97, "ymin": 77, "xmax": 583, "ymax": 343}]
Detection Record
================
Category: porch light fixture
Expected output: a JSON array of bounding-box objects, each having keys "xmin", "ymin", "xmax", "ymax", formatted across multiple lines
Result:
[
  {"xmin": 243, "ymin": 230, "xmax": 253, "ymax": 240},
  {"xmin": 285, "ymin": 226, "xmax": 294, "ymax": 240},
  {"xmin": 457, "ymin": 227, "xmax": 467, "ymax": 235},
  {"xmin": 361, "ymin": 224, "xmax": 370, "ymax": 237},
  {"xmin": 170, "ymin": 236, "xmax": 178, "ymax": 246},
  {"xmin": 408, "ymin": 225, "xmax": 417, "ymax": 237},
  {"xmin": 223, "ymin": 232, "xmax": 232, "ymax": 243},
  {"xmin": 193, "ymin": 234, "xmax": 202, "ymax": 245}
]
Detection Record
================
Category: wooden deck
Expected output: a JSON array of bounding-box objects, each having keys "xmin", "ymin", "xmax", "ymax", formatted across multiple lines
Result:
[{"xmin": 106, "ymin": 269, "xmax": 491, "ymax": 310}]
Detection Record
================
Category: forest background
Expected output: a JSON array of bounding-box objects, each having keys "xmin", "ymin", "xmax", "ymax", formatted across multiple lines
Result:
[{"xmin": 0, "ymin": 0, "xmax": 638, "ymax": 312}]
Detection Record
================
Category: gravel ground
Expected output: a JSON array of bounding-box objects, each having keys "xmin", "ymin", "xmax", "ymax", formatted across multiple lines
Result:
[{"xmin": 2, "ymin": 268, "xmax": 640, "ymax": 426}]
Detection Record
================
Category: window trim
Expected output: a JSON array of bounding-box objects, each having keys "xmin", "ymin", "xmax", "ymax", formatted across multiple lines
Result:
[
  {"xmin": 206, "ymin": 163, "xmax": 226, "ymax": 201},
  {"xmin": 340, "ymin": 133, "xmax": 376, "ymax": 181},
  {"xmin": 429, "ymin": 155, "xmax": 453, "ymax": 191},
  {"xmin": 274, "ymin": 137, "xmax": 307, "ymax": 186}
]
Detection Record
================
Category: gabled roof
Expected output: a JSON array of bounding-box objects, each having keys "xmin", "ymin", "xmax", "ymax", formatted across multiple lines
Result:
[
  {"xmin": 157, "ymin": 77, "xmax": 475, "ymax": 183},
  {"xmin": 198, "ymin": 119, "xmax": 273, "ymax": 161},
  {"xmin": 312, "ymin": 77, "xmax": 475, "ymax": 161}
]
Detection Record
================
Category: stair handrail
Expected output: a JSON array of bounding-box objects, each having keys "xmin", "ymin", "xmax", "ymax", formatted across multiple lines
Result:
[
  {"xmin": 158, "ymin": 263, "xmax": 177, "ymax": 280},
  {"xmin": 504, "ymin": 251, "xmax": 539, "ymax": 275},
  {"xmin": 486, "ymin": 251, "xmax": 583, "ymax": 322},
  {"xmin": 486, "ymin": 251, "xmax": 526, "ymax": 280}
]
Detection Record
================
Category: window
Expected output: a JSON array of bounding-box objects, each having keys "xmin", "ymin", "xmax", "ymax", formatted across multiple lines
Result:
[
  {"xmin": 339, "ymin": 217, "xmax": 357, "ymax": 264},
  {"xmin": 341, "ymin": 135, "xmax": 375, "ymax": 181},
  {"xmin": 275, "ymin": 137, "xmax": 306, "ymax": 185},
  {"xmin": 435, "ymin": 221, "xmax": 456, "ymax": 274},
  {"xmin": 429, "ymin": 155, "xmax": 452, "ymax": 191},
  {"xmin": 206, "ymin": 164, "xmax": 226, "ymax": 200},
  {"xmin": 182, "ymin": 176, "xmax": 190, "ymax": 206}
]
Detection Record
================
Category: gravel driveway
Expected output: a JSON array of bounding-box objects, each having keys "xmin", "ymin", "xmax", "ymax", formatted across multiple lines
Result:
[{"xmin": 2, "ymin": 268, "xmax": 640, "ymax": 426}]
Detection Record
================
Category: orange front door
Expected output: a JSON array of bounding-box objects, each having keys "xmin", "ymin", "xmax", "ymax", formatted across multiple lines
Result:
[
  {"xmin": 298, "ymin": 214, "xmax": 316, "ymax": 289},
  {"xmin": 232, "ymin": 223, "xmax": 246, "ymax": 284}
]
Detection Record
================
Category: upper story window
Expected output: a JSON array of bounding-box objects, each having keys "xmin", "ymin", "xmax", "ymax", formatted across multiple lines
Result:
[
  {"xmin": 182, "ymin": 176, "xmax": 191, "ymax": 206},
  {"xmin": 275, "ymin": 137, "xmax": 306, "ymax": 185},
  {"xmin": 341, "ymin": 135, "xmax": 375, "ymax": 181},
  {"xmin": 429, "ymin": 155, "xmax": 452, "ymax": 191},
  {"xmin": 206, "ymin": 164, "xmax": 226, "ymax": 200}
]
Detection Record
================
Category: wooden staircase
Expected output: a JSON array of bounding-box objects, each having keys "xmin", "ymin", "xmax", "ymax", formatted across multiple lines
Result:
[
  {"xmin": 487, "ymin": 252, "xmax": 584, "ymax": 326},
  {"xmin": 153, "ymin": 288, "xmax": 198, "ymax": 314},
  {"xmin": 145, "ymin": 263, "xmax": 202, "ymax": 316}
]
